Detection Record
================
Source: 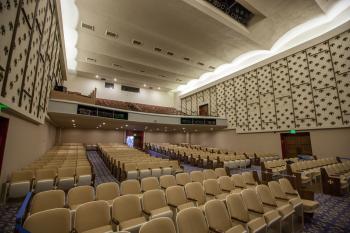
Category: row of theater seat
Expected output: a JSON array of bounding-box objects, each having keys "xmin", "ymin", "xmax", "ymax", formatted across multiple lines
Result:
[
  {"xmin": 323, "ymin": 161, "xmax": 350, "ymax": 192},
  {"xmin": 5, "ymin": 144, "xmax": 93, "ymax": 200},
  {"xmin": 21, "ymin": 176, "xmax": 318, "ymax": 233}
]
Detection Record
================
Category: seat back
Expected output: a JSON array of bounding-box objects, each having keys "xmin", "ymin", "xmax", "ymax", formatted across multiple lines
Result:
[
  {"xmin": 67, "ymin": 186, "xmax": 95, "ymax": 208},
  {"xmin": 142, "ymin": 189, "xmax": 167, "ymax": 213},
  {"xmin": 242, "ymin": 172, "xmax": 256, "ymax": 185},
  {"xmin": 165, "ymin": 186, "xmax": 187, "ymax": 206},
  {"xmin": 268, "ymin": 181, "xmax": 288, "ymax": 200},
  {"xmin": 184, "ymin": 182, "xmax": 206, "ymax": 205},
  {"xmin": 11, "ymin": 170, "xmax": 33, "ymax": 182},
  {"xmin": 214, "ymin": 168, "xmax": 227, "ymax": 177},
  {"xmin": 176, "ymin": 207, "xmax": 209, "ymax": 233},
  {"xmin": 256, "ymin": 184, "xmax": 277, "ymax": 206},
  {"xmin": 76, "ymin": 166, "xmax": 91, "ymax": 176},
  {"xmin": 23, "ymin": 208, "xmax": 71, "ymax": 233},
  {"xmin": 226, "ymin": 193, "xmax": 250, "ymax": 223},
  {"xmin": 231, "ymin": 174, "xmax": 246, "ymax": 188},
  {"xmin": 279, "ymin": 178, "xmax": 298, "ymax": 195},
  {"xmin": 203, "ymin": 179, "xmax": 221, "ymax": 196},
  {"xmin": 217, "ymin": 176, "xmax": 234, "ymax": 192},
  {"xmin": 120, "ymin": 179, "xmax": 141, "ymax": 195},
  {"xmin": 141, "ymin": 177, "xmax": 160, "ymax": 192},
  {"xmin": 241, "ymin": 189, "xmax": 264, "ymax": 214},
  {"xmin": 176, "ymin": 173, "xmax": 191, "ymax": 186},
  {"xmin": 160, "ymin": 175, "xmax": 177, "ymax": 189},
  {"xmin": 58, "ymin": 167, "xmax": 75, "ymax": 178},
  {"xmin": 140, "ymin": 217, "xmax": 176, "ymax": 233},
  {"xmin": 203, "ymin": 169, "xmax": 218, "ymax": 180},
  {"xmin": 96, "ymin": 182, "xmax": 120, "ymax": 201},
  {"xmin": 204, "ymin": 199, "xmax": 232, "ymax": 232},
  {"xmin": 190, "ymin": 171, "xmax": 204, "ymax": 183},
  {"xmin": 75, "ymin": 200, "xmax": 110, "ymax": 232},
  {"xmin": 112, "ymin": 194, "xmax": 142, "ymax": 222},
  {"xmin": 35, "ymin": 169, "xmax": 56, "ymax": 180},
  {"xmin": 30, "ymin": 190, "xmax": 65, "ymax": 215}
]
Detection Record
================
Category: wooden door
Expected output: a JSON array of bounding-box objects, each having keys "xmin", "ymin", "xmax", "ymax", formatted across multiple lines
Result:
[
  {"xmin": 280, "ymin": 132, "xmax": 312, "ymax": 158},
  {"xmin": 199, "ymin": 104, "xmax": 209, "ymax": 116},
  {"xmin": 0, "ymin": 116, "xmax": 9, "ymax": 174}
]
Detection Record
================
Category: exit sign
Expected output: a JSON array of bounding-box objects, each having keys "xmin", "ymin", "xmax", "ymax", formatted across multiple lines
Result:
[
  {"xmin": 289, "ymin": 129, "xmax": 296, "ymax": 134},
  {"xmin": 0, "ymin": 103, "xmax": 8, "ymax": 111}
]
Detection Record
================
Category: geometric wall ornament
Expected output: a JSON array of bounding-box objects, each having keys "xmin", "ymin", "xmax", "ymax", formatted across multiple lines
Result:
[
  {"xmin": 210, "ymin": 86, "xmax": 217, "ymax": 116},
  {"xmin": 181, "ymin": 29, "xmax": 350, "ymax": 133}
]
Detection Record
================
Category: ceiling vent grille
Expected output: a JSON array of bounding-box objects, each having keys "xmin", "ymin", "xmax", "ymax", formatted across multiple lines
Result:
[
  {"xmin": 81, "ymin": 22, "xmax": 95, "ymax": 31},
  {"xmin": 86, "ymin": 57, "xmax": 96, "ymax": 62},
  {"xmin": 112, "ymin": 63, "xmax": 122, "ymax": 68},
  {"xmin": 183, "ymin": 57, "xmax": 190, "ymax": 61},
  {"xmin": 167, "ymin": 51, "xmax": 174, "ymax": 56},
  {"xmin": 154, "ymin": 47, "xmax": 162, "ymax": 52},
  {"xmin": 105, "ymin": 30, "xmax": 118, "ymax": 39},
  {"xmin": 122, "ymin": 85, "xmax": 140, "ymax": 93},
  {"xmin": 209, "ymin": 66, "xmax": 215, "ymax": 69},
  {"xmin": 197, "ymin": 62, "xmax": 205, "ymax": 66},
  {"xmin": 132, "ymin": 39, "xmax": 143, "ymax": 46}
]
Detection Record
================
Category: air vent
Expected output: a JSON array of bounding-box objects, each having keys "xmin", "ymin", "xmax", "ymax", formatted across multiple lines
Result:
[
  {"xmin": 81, "ymin": 22, "xmax": 95, "ymax": 31},
  {"xmin": 101, "ymin": 78, "xmax": 106, "ymax": 81},
  {"xmin": 167, "ymin": 51, "xmax": 174, "ymax": 56},
  {"xmin": 121, "ymin": 85, "xmax": 140, "ymax": 93},
  {"xmin": 159, "ymin": 74, "xmax": 166, "ymax": 78},
  {"xmin": 105, "ymin": 82, "xmax": 114, "ymax": 89},
  {"xmin": 154, "ymin": 47, "xmax": 162, "ymax": 52},
  {"xmin": 176, "ymin": 79, "xmax": 183, "ymax": 82},
  {"xmin": 197, "ymin": 62, "xmax": 204, "ymax": 66},
  {"xmin": 140, "ymin": 70, "xmax": 145, "ymax": 73},
  {"xmin": 209, "ymin": 66, "xmax": 215, "ymax": 69},
  {"xmin": 132, "ymin": 39, "xmax": 143, "ymax": 46},
  {"xmin": 105, "ymin": 30, "xmax": 118, "ymax": 39},
  {"xmin": 183, "ymin": 57, "xmax": 190, "ymax": 61},
  {"xmin": 112, "ymin": 63, "xmax": 122, "ymax": 68},
  {"xmin": 86, "ymin": 57, "xmax": 96, "ymax": 62}
]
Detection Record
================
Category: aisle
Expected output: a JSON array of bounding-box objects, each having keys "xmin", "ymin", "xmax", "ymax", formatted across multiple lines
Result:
[{"xmin": 87, "ymin": 151, "xmax": 118, "ymax": 185}]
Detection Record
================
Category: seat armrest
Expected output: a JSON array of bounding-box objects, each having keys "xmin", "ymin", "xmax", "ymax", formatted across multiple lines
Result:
[
  {"xmin": 168, "ymin": 203, "xmax": 177, "ymax": 208},
  {"xmin": 142, "ymin": 210, "xmax": 150, "ymax": 216},
  {"xmin": 112, "ymin": 217, "xmax": 119, "ymax": 225},
  {"xmin": 209, "ymin": 226, "xmax": 223, "ymax": 233},
  {"xmin": 231, "ymin": 216, "xmax": 247, "ymax": 223}
]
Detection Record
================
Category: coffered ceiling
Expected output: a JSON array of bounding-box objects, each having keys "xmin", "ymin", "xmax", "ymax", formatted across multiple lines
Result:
[{"xmin": 62, "ymin": 0, "xmax": 338, "ymax": 91}]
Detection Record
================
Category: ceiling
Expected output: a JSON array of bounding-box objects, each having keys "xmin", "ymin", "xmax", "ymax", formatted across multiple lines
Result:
[
  {"xmin": 49, "ymin": 112, "xmax": 226, "ymax": 132},
  {"xmin": 67, "ymin": 0, "xmax": 333, "ymax": 91}
]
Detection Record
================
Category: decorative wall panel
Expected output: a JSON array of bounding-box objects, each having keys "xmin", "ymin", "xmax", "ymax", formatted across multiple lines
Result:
[
  {"xmin": 181, "ymin": 29, "xmax": 350, "ymax": 133},
  {"xmin": 191, "ymin": 94, "xmax": 197, "ymax": 115},
  {"xmin": 0, "ymin": 0, "xmax": 64, "ymax": 124},
  {"xmin": 210, "ymin": 86, "xmax": 217, "ymax": 116}
]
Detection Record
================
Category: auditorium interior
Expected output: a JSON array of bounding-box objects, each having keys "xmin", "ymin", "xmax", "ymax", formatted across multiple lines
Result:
[{"xmin": 1, "ymin": 0, "xmax": 350, "ymax": 232}]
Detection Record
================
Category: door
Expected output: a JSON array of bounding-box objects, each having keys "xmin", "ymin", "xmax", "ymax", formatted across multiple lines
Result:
[
  {"xmin": 280, "ymin": 132, "xmax": 312, "ymax": 158},
  {"xmin": 0, "ymin": 116, "xmax": 9, "ymax": 174},
  {"xmin": 125, "ymin": 130, "xmax": 144, "ymax": 149},
  {"xmin": 199, "ymin": 104, "xmax": 209, "ymax": 116}
]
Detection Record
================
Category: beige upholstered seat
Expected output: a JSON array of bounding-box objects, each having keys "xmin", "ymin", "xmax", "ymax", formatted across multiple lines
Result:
[
  {"xmin": 176, "ymin": 173, "xmax": 191, "ymax": 186},
  {"xmin": 184, "ymin": 182, "xmax": 207, "ymax": 209},
  {"xmin": 203, "ymin": 169, "xmax": 218, "ymax": 180},
  {"xmin": 142, "ymin": 189, "xmax": 173, "ymax": 219},
  {"xmin": 76, "ymin": 166, "xmax": 92, "ymax": 186},
  {"xmin": 8, "ymin": 170, "xmax": 33, "ymax": 198},
  {"xmin": 23, "ymin": 208, "xmax": 71, "ymax": 233},
  {"xmin": 204, "ymin": 199, "xmax": 247, "ymax": 233},
  {"xmin": 159, "ymin": 175, "xmax": 177, "ymax": 189},
  {"xmin": 176, "ymin": 207, "xmax": 209, "ymax": 233},
  {"xmin": 165, "ymin": 185, "xmax": 195, "ymax": 213},
  {"xmin": 226, "ymin": 193, "xmax": 267, "ymax": 233},
  {"xmin": 57, "ymin": 167, "xmax": 76, "ymax": 191},
  {"xmin": 139, "ymin": 217, "xmax": 176, "ymax": 233},
  {"xmin": 203, "ymin": 179, "xmax": 229, "ymax": 201},
  {"xmin": 96, "ymin": 182, "xmax": 120, "ymax": 205},
  {"xmin": 279, "ymin": 178, "xmax": 319, "ymax": 214},
  {"xmin": 120, "ymin": 179, "xmax": 142, "ymax": 198},
  {"xmin": 241, "ymin": 189, "xmax": 281, "ymax": 233},
  {"xmin": 231, "ymin": 174, "xmax": 248, "ymax": 190},
  {"xmin": 75, "ymin": 200, "xmax": 113, "ymax": 233},
  {"xmin": 34, "ymin": 169, "xmax": 56, "ymax": 193},
  {"xmin": 242, "ymin": 172, "xmax": 258, "ymax": 187},
  {"xmin": 29, "ymin": 190, "xmax": 65, "ymax": 215},
  {"xmin": 141, "ymin": 177, "xmax": 161, "ymax": 192},
  {"xmin": 112, "ymin": 194, "xmax": 147, "ymax": 232},
  {"xmin": 190, "ymin": 171, "xmax": 204, "ymax": 183},
  {"xmin": 214, "ymin": 168, "xmax": 228, "ymax": 177},
  {"xmin": 218, "ymin": 176, "xmax": 239, "ymax": 193},
  {"xmin": 67, "ymin": 185, "xmax": 95, "ymax": 210}
]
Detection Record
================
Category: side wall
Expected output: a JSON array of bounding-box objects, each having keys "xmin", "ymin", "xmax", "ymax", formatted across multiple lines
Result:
[
  {"xmin": 0, "ymin": 112, "xmax": 57, "ymax": 185},
  {"xmin": 189, "ymin": 128, "xmax": 350, "ymax": 158},
  {"xmin": 144, "ymin": 132, "xmax": 188, "ymax": 144},
  {"xmin": 58, "ymin": 128, "xmax": 125, "ymax": 144},
  {"xmin": 64, "ymin": 75, "xmax": 175, "ymax": 107}
]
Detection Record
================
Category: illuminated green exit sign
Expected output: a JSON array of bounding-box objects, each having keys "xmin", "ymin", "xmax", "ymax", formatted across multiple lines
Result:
[
  {"xmin": 0, "ymin": 103, "xmax": 8, "ymax": 111},
  {"xmin": 289, "ymin": 129, "xmax": 297, "ymax": 134}
]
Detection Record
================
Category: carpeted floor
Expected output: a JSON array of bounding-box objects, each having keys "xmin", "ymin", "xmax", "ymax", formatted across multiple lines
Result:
[{"xmin": 0, "ymin": 151, "xmax": 349, "ymax": 233}]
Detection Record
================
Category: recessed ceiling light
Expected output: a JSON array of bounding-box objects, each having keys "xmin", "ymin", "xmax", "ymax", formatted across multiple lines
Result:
[
  {"xmin": 116, "ymin": 128, "xmax": 119, "ymax": 130},
  {"xmin": 121, "ymin": 126, "xmax": 123, "ymax": 129},
  {"xmin": 125, "ymin": 124, "xmax": 128, "ymax": 127},
  {"xmin": 158, "ymin": 87, "xmax": 161, "ymax": 90},
  {"xmin": 95, "ymin": 75, "xmax": 99, "ymax": 78},
  {"xmin": 102, "ymin": 122, "xmax": 106, "ymax": 125},
  {"xmin": 143, "ymin": 84, "xmax": 147, "ymax": 87},
  {"xmin": 113, "ymin": 78, "xmax": 117, "ymax": 82},
  {"xmin": 99, "ymin": 125, "xmax": 102, "ymax": 127},
  {"xmin": 71, "ymin": 120, "xmax": 75, "ymax": 122}
]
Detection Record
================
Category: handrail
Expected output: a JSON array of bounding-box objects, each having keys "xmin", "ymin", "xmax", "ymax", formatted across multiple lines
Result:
[{"xmin": 15, "ymin": 192, "xmax": 33, "ymax": 225}]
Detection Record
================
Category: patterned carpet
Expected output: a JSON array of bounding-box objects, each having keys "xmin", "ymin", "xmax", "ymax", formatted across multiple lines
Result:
[{"xmin": 0, "ymin": 151, "xmax": 349, "ymax": 233}]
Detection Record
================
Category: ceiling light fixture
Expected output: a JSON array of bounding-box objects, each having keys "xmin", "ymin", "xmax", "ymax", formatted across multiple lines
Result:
[
  {"xmin": 102, "ymin": 122, "xmax": 106, "ymax": 125},
  {"xmin": 114, "ymin": 78, "xmax": 117, "ymax": 82},
  {"xmin": 71, "ymin": 119, "xmax": 75, "ymax": 122},
  {"xmin": 125, "ymin": 124, "xmax": 128, "ymax": 127},
  {"xmin": 95, "ymin": 75, "xmax": 99, "ymax": 79},
  {"xmin": 143, "ymin": 84, "xmax": 147, "ymax": 87},
  {"xmin": 158, "ymin": 87, "xmax": 161, "ymax": 90}
]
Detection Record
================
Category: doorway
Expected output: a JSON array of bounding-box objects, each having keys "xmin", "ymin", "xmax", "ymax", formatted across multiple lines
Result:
[
  {"xmin": 199, "ymin": 104, "xmax": 209, "ymax": 116},
  {"xmin": 0, "ymin": 116, "xmax": 9, "ymax": 174},
  {"xmin": 280, "ymin": 132, "xmax": 312, "ymax": 158},
  {"xmin": 125, "ymin": 131, "xmax": 144, "ymax": 149}
]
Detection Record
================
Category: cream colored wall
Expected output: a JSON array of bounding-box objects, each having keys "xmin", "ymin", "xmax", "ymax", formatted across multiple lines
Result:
[
  {"xmin": 58, "ymin": 128, "xmax": 125, "ymax": 144},
  {"xmin": 145, "ymin": 132, "xmax": 188, "ymax": 144},
  {"xmin": 64, "ymin": 75, "xmax": 175, "ymax": 107},
  {"xmin": 190, "ymin": 128, "xmax": 350, "ymax": 158},
  {"xmin": 0, "ymin": 112, "xmax": 57, "ymax": 186}
]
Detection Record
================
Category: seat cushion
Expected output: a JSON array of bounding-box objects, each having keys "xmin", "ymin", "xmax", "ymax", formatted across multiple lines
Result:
[
  {"xmin": 150, "ymin": 206, "xmax": 173, "ymax": 219},
  {"xmin": 277, "ymin": 204, "xmax": 294, "ymax": 218},
  {"xmin": 302, "ymin": 199, "xmax": 320, "ymax": 213},
  {"xmin": 81, "ymin": 225, "xmax": 113, "ymax": 233},
  {"xmin": 263, "ymin": 210, "xmax": 281, "ymax": 225},
  {"xmin": 247, "ymin": 217, "xmax": 266, "ymax": 233},
  {"xmin": 226, "ymin": 224, "xmax": 246, "ymax": 233},
  {"xmin": 120, "ymin": 217, "xmax": 146, "ymax": 231}
]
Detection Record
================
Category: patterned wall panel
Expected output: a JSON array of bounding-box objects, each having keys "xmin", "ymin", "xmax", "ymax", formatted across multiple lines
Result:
[
  {"xmin": 210, "ymin": 86, "xmax": 217, "ymax": 116},
  {"xmin": 181, "ymin": 29, "xmax": 350, "ymax": 133},
  {"xmin": 191, "ymin": 94, "xmax": 197, "ymax": 115},
  {"xmin": 0, "ymin": 0, "xmax": 64, "ymax": 124},
  {"xmin": 181, "ymin": 98, "xmax": 186, "ymax": 114},
  {"xmin": 186, "ymin": 96, "xmax": 191, "ymax": 115}
]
